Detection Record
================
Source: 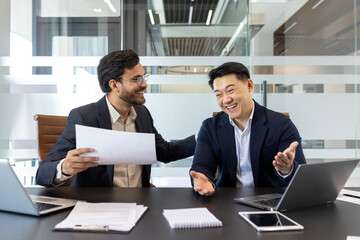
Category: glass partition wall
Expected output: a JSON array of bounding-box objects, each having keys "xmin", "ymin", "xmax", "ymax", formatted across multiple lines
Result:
[
  {"xmin": 0, "ymin": 0, "xmax": 358, "ymax": 187},
  {"xmin": 250, "ymin": 0, "xmax": 360, "ymax": 186}
]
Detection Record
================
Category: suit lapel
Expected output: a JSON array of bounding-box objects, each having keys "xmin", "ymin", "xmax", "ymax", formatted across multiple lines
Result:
[
  {"xmin": 133, "ymin": 107, "xmax": 146, "ymax": 133},
  {"xmin": 96, "ymin": 96, "xmax": 112, "ymax": 130},
  {"xmin": 218, "ymin": 114, "xmax": 237, "ymax": 186},
  {"xmin": 250, "ymin": 102, "xmax": 268, "ymax": 187},
  {"xmin": 96, "ymin": 95, "xmax": 114, "ymax": 185}
]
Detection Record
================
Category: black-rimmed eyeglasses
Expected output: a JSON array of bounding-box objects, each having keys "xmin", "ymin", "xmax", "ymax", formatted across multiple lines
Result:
[
  {"xmin": 135, "ymin": 74, "xmax": 149, "ymax": 86},
  {"xmin": 119, "ymin": 74, "xmax": 149, "ymax": 87}
]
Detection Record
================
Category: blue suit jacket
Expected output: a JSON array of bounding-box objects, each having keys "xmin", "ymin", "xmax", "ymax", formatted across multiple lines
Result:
[
  {"xmin": 191, "ymin": 101, "xmax": 306, "ymax": 188},
  {"xmin": 36, "ymin": 95, "xmax": 196, "ymax": 187}
]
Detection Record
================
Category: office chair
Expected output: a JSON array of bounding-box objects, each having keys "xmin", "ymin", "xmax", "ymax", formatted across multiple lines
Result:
[
  {"xmin": 34, "ymin": 114, "xmax": 71, "ymax": 186},
  {"xmin": 33, "ymin": 114, "xmax": 68, "ymax": 162}
]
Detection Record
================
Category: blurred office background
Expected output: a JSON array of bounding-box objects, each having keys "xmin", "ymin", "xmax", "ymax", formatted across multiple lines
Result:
[{"xmin": 0, "ymin": 0, "xmax": 359, "ymax": 187}]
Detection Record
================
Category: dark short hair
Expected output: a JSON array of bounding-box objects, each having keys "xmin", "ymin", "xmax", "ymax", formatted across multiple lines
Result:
[
  {"xmin": 208, "ymin": 62, "xmax": 250, "ymax": 90},
  {"xmin": 97, "ymin": 49, "xmax": 140, "ymax": 93}
]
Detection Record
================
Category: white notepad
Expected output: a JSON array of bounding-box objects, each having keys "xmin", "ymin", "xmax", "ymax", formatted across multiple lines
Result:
[{"xmin": 162, "ymin": 207, "xmax": 223, "ymax": 229}]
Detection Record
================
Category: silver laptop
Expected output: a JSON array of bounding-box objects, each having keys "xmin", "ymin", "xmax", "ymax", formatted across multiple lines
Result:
[
  {"xmin": 234, "ymin": 159, "xmax": 359, "ymax": 212},
  {"xmin": 0, "ymin": 159, "xmax": 77, "ymax": 216}
]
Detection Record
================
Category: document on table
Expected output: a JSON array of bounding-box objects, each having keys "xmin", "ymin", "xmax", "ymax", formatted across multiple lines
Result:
[
  {"xmin": 347, "ymin": 236, "xmax": 360, "ymax": 240},
  {"xmin": 337, "ymin": 189, "xmax": 360, "ymax": 205},
  {"xmin": 54, "ymin": 202, "xmax": 148, "ymax": 233},
  {"xmin": 75, "ymin": 124, "xmax": 157, "ymax": 165}
]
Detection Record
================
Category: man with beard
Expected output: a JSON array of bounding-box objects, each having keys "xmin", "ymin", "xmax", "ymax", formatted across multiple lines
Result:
[{"xmin": 36, "ymin": 49, "xmax": 196, "ymax": 188}]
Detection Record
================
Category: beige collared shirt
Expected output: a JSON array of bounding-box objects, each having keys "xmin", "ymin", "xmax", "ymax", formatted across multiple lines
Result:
[
  {"xmin": 54, "ymin": 97, "xmax": 143, "ymax": 187},
  {"xmin": 106, "ymin": 96, "xmax": 143, "ymax": 187}
]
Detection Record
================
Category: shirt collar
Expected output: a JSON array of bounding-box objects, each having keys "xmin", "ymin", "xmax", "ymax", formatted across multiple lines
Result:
[
  {"xmin": 229, "ymin": 101, "xmax": 255, "ymax": 131},
  {"xmin": 106, "ymin": 95, "xmax": 137, "ymax": 124}
]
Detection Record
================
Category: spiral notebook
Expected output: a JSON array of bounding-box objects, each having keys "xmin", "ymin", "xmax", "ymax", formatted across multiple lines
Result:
[{"xmin": 162, "ymin": 207, "xmax": 222, "ymax": 229}]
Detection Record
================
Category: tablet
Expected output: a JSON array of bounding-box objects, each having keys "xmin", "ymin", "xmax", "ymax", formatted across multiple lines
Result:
[{"xmin": 238, "ymin": 211, "xmax": 304, "ymax": 232}]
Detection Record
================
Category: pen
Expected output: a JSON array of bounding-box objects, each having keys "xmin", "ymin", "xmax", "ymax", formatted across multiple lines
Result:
[
  {"xmin": 74, "ymin": 225, "xmax": 109, "ymax": 232},
  {"xmin": 343, "ymin": 194, "xmax": 360, "ymax": 199}
]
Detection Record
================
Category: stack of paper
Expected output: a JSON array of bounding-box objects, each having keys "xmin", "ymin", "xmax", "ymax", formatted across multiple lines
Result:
[
  {"xmin": 54, "ymin": 202, "xmax": 147, "ymax": 233},
  {"xmin": 337, "ymin": 189, "xmax": 360, "ymax": 205},
  {"xmin": 163, "ymin": 207, "xmax": 222, "ymax": 229}
]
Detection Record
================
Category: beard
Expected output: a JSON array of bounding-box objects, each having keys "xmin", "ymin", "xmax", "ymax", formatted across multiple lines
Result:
[{"xmin": 119, "ymin": 86, "xmax": 146, "ymax": 105}]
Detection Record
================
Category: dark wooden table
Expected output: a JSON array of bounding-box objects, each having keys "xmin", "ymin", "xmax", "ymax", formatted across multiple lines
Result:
[{"xmin": 1, "ymin": 187, "xmax": 359, "ymax": 240}]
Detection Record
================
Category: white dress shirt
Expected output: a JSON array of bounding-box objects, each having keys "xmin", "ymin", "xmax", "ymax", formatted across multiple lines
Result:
[
  {"xmin": 229, "ymin": 103, "xmax": 292, "ymax": 188},
  {"xmin": 229, "ymin": 107, "xmax": 255, "ymax": 187}
]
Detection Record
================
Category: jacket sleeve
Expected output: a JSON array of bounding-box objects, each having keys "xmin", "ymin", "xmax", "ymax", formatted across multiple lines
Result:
[
  {"xmin": 274, "ymin": 116, "xmax": 306, "ymax": 184},
  {"xmin": 35, "ymin": 109, "xmax": 80, "ymax": 187},
  {"xmin": 190, "ymin": 119, "xmax": 218, "ymax": 185}
]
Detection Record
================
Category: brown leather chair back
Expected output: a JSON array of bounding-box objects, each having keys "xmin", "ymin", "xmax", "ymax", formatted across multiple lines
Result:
[
  {"xmin": 33, "ymin": 114, "xmax": 67, "ymax": 162},
  {"xmin": 282, "ymin": 112, "xmax": 290, "ymax": 118}
]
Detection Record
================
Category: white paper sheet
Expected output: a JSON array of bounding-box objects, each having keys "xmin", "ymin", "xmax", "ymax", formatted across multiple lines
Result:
[
  {"xmin": 347, "ymin": 236, "xmax": 360, "ymax": 240},
  {"xmin": 337, "ymin": 189, "xmax": 360, "ymax": 205},
  {"xmin": 75, "ymin": 124, "xmax": 157, "ymax": 165},
  {"xmin": 55, "ymin": 202, "xmax": 147, "ymax": 232}
]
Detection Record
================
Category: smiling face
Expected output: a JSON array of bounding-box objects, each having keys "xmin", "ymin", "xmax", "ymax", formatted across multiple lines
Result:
[
  {"xmin": 117, "ymin": 63, "xmax": 148, "ymax": 105},
  {"xmin": 213, "ymin": 74, "xmax": 254, "ymax": 128}
]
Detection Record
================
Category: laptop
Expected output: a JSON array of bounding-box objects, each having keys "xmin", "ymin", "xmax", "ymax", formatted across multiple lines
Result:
[
  {"xmin": 234, "ymin": 159, "xmax": 359, "ymax": 212},
  {"xmin": 0, "ymin": 159, "xmax": 77, "ymax": 216}
]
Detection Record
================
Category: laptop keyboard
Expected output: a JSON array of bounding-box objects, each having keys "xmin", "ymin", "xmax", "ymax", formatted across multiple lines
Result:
[
  {"xmin": 34, "ymin": 202, "xmax": 62, "ymax": 212},
  {"xmin": 253, "ymin": 198, "xmax": 281, "ymax": 208}
]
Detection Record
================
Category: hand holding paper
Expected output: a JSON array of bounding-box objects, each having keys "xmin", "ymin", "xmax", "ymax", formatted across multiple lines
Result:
[
  {"xmin": 75, "ymin": 125, "xmax": 157, "ymax": 165},
  {"xmin": 62, "ymin": 148, "xmax": 99, "ymax": 176}
]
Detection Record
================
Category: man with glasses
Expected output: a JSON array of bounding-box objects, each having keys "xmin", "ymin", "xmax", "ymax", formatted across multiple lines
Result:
[{"xmin": 36, "ymin": 49, "xmax": 196, "ymax": 188}]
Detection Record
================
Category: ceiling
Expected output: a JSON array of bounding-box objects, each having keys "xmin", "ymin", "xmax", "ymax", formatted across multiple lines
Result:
[
  {"xmin": 163, "ymin": 0, "xmax": 218, "ymax": 24},
  {"xmin": 273, "ymin": 0, "xmax": 360, "ymax": 56},
  {"xmin": 149, "ymin": 0, "xmax": 360, "ymax": 56},
  {"xmin": 148, "ymin": 0, "xmax": 253, "ymax": 56},
  {"xmin": 40, "ymin": 0, "xmax": 360, "ymax": 56},
  {"xmin": 40, "ymin": 0, "xmax": 120, "ymax": 17}
]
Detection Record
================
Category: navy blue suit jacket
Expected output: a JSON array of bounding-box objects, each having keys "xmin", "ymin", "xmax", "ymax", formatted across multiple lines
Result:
[
  {"xmin": 191, "ymin": 101, "xmax": 306, "ymax": 188},
  {"xmin": 36, "ymin": 95, "xmax": 196, "ymax": 187}
]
